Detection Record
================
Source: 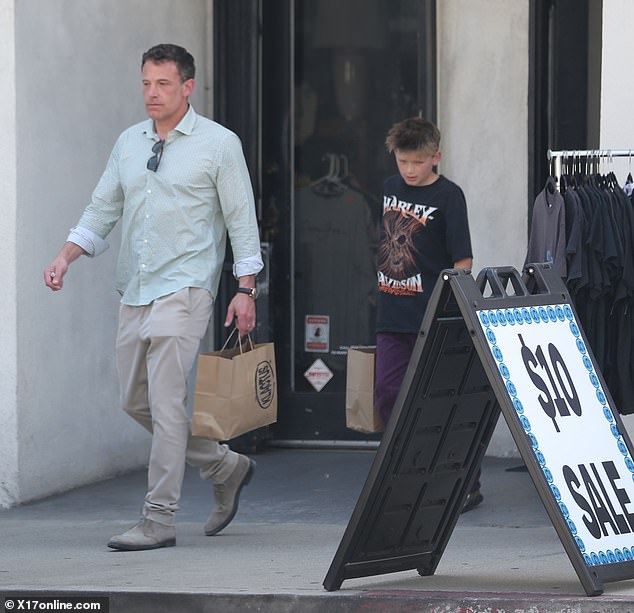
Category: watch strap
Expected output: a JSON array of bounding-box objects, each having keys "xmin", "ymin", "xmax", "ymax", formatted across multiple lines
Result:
[{"xmin": 236, "ymin": 287, "xmax": 257, "ymax": 299}]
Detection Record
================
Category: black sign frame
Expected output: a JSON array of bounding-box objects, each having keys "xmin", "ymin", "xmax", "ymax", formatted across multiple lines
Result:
[{"xmin": 323, "ymin": 264, "xmax": 634, "ymax": 596}]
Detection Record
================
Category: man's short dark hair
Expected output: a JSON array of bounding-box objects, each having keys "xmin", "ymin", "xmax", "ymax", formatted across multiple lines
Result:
[{"xmin": 142, "ymin": 44, "xmax": 195, "ymax": 82}]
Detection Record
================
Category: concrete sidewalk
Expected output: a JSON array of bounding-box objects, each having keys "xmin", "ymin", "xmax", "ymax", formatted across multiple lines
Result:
[{"xmin": 2, "ymin": 448, "xmax": 634, "ymax": 612}]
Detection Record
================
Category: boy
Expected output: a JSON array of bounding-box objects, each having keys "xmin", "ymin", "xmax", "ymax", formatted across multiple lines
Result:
[{"xmin": 375, "ymin": 116, "xmax": 482, "ymax": 511}]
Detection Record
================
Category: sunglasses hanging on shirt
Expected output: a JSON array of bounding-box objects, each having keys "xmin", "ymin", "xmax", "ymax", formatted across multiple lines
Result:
[{"xmin": 147, "ymin": 139, "xmax": 165, "ymax": 172}]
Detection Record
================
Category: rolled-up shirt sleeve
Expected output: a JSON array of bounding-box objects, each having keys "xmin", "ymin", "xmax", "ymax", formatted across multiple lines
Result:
[
  {"xmin": 67, "ymin": 225, "xmax": 110, "ymax": 257},
  {"xmin": 233, "ymin": 251, "xmax": 264, "ymax": 279}
]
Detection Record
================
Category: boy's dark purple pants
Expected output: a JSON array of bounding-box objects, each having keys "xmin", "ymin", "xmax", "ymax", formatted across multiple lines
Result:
[
  {"xmin": 375, "ymin": 330, "xmax": 481, "ymax": 495},
  {"xmin": 374, "ymin": 331, "xmax": 417, "ymax": 429}
]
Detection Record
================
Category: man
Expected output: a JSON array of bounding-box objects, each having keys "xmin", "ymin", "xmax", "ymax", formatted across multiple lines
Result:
[{"xmin": 44, "ymin": 44, "xmax": 263, "ymax": 550}]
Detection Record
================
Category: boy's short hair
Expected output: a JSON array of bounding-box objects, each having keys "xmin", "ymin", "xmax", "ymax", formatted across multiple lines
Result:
[
  {"xmin": 385, "ymin": 117, "xmax": 440, "ymax": 154},
  {"xmin": 142, "ymin": 44, "xmax": 195, "ymax": 82}
]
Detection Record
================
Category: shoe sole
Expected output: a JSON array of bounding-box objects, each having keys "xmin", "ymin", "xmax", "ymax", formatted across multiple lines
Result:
[
  {"xmin": 461, "ymin": 492, "xmax": 484, "ymax": 514},
  {"xmin": 205, "ymin": 458, "xmax": 256, "ymax": 536},
  {"xmin": 107, "ymin": 537, "xmax": 176, "ymax": 551}
]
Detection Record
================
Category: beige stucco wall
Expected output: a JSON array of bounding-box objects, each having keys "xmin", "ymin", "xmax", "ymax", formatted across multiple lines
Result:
[
  {"xmin": 437, "ymin": 1, "xmax": 530, "ymax": 457},
  {"xmin": 599, "ymin": 0, "xmax": 634, "ymax": 438},
  {"xmin": 437, "ymin": 0, "xmax": 529, "ymax": 275},
  {"xmin": 600, "ymin": 0, "xmax": 634, "ymax": 173},
  {"xmin": 0, "ymin": 0, "xmax": 19, "ymax": 506},
  {"xmin": 7, "ymin": 0, "xmax": 634, "ymax": 502},
  {"xmin": 1, "ymin": 0, "xmax": 211, "ymax": 506}
]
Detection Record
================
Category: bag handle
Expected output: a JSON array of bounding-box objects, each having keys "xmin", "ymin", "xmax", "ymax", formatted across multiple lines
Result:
[{"xmin": 221, "ymin": 327, "xmax": 254, "ymax": 354}]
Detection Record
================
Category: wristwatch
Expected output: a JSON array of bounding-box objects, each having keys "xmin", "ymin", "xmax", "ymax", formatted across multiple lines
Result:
[{"xmin": 236, "ymin": 287, "xmax": 258, "ymax": 300}]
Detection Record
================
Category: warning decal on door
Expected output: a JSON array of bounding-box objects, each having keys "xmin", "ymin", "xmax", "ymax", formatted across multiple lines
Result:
[
  {"xmin": 304, "ymin": 358, "xmax": 333, "ymax": 392},
  {"xmin": 305, "ymin": 315, "xmax": 330, "ymax": 353}
]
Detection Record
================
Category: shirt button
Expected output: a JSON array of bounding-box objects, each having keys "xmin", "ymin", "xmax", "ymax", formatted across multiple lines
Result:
[
  {"xmin": 147, "ymin": 189, "xmax": 152, "ymax": 194},
  {"xmin": 144, "ymin": 239, "xmax": 148, "ymax": 244},
  {"xmin": 145, "ymin": 214, "xmax": 150, "ymax": 219},
  {"xmin": 141, "ymin": 264, "xmax": 146, "ymax": 269}
]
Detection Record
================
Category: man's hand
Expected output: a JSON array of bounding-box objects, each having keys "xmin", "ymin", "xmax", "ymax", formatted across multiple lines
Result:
[
  {"xmin": 43, "ymin": 242, "xmax": 87, "ymax": 291},
  {"xmin": 225, "ymin": 292, "xmax": 256, "ymax": 337},
  {"xmin": 44, "ymin": 255, "xmax": 71, "ymax": 291}
]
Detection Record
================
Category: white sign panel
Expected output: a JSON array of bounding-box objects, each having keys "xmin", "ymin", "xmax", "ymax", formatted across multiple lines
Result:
[
  {"xmin": 304, "ymin": 358, "xmax": 333, "ymax": 392},
  {"xmin": 305, "ymin": 315, "xmax": 330, "ymax": 353},
  {"xmin": 478, "ymin": 304, "xmax": 634, "ymax": 568}
]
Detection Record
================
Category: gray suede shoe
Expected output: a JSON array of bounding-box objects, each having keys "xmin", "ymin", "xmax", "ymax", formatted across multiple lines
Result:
[
  {"xmin": 107, "ymin": 519, "xmax": 176, "ymax": 551},
  {"xmin": 204, "ymin": 455, "xmax": 256, "ymax": 536}
]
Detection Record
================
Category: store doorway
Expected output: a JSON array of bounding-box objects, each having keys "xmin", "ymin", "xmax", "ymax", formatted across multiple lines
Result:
[
  {"xmin": 217, "ymin": 0, "xmax": 437, "ymax": 443},
  {"xmin": 528, "ymin": 0, "xmax": 602, "ymax": 204}
]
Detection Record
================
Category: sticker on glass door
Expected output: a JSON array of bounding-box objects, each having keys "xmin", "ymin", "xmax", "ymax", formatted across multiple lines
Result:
[
  {"xmin": 305, "ymin": 315, "xmax": 330, "ymax": 353},
  {"xmin": 304, "ymin": 358, "xmax": 333, "ymax": 392}
]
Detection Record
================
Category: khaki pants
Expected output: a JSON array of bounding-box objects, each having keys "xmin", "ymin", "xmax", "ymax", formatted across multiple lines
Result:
[{"xmin": 116, "ymin": 287, "xmax": 239, "ymax": 526}]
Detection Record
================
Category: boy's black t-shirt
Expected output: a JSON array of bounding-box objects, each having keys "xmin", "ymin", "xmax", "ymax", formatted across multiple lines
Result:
[{"xmin": 376, "ymin": 174, "xmax": 472, "ymax": 333}]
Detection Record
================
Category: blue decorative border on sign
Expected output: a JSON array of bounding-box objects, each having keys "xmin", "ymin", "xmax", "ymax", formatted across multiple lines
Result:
[{"xmin": 478, "ymin": 304, "xmax": 633, "ymax": 567}]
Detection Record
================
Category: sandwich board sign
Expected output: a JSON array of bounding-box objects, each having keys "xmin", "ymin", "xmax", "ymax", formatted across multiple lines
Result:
[{"xmin": 323, "ymin": 263, "xmax": 634, "ymax": 596}]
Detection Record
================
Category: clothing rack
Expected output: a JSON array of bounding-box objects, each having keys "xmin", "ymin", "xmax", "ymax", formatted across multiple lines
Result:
[
  {"xmin": 528, "ymin": 149, "xmax": 634, "ymax": 417},
  {"xmin": 547, "ymin": 148, "xmax": 634, "ymax": 183}
]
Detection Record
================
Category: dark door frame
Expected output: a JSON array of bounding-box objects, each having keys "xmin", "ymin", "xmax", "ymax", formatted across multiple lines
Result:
[{"xmin": 528, "ymin": 0, "xmax": 602, "ymax": 216}]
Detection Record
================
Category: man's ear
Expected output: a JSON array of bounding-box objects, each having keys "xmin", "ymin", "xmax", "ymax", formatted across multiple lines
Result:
[{"xmin": 183, "ymin": 78, "xmax": 195, "ymax": 98}]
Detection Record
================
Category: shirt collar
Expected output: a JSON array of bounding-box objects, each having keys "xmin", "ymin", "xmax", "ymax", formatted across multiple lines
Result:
[
  {"xmin": 174, "ymin": 104, "xmax": 197, "ymax": 135},
  {"xmin": 142, "ymin": 104, "xmax": 198, "ymax": 140}
]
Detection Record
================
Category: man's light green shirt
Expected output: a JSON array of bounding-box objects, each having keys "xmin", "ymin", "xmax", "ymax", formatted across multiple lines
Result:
[{"xmin": 73, "ymin": 106, "xmax": 262, "ymax": 306}]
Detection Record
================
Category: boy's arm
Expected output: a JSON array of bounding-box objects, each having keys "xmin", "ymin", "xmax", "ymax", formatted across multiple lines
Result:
[{"xmin": 453, "ymin": 257, "xmax": 472, "ymax": 270}]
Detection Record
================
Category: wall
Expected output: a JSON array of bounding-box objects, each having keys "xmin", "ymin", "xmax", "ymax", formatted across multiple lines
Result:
[
  {"xmin": 10, "ymin": 0, "xmax": 630, "ymax": 500},
  {"xmin": 437, "ymin": 1, "xmax": 530, "ymax": 457},
  {"xmin": 599, "ymin": 0, "xmax": 634, "ymax": 175},
  {"xmin": 8, "ymin": 0, "xmax": 210, "ymax": 505},
  {"xmin": 599, "ymin": 0, "xmax": 634, "ymax": 437},
  {"xmin": 0, "ymin": 0, "xmax": 19, "ymax": 507}
]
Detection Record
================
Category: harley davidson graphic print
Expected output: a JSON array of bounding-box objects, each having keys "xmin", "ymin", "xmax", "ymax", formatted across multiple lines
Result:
[{"xmin": 376, "ymin": 174, "xmax": 472, "ymax": 333}]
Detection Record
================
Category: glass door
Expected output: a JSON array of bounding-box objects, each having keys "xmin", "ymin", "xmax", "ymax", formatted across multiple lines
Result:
[{"xmin": 260, "ymin": 0, "xmax": 436, "ymax": 441}]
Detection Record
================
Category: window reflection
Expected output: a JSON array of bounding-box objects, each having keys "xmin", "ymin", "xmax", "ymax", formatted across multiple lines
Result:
[{"xmin": 293, "ymin": 0, "xmax": 425, "ymax": 392}]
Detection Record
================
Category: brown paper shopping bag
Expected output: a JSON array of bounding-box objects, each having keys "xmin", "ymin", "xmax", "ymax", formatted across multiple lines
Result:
[
  {"xmin": 192, "ymin": 331, "xmax": 277, "ymax": 441},
  {"xmin": 345, "ymin": 346, "xmax": 383, "ymax": 433}
]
